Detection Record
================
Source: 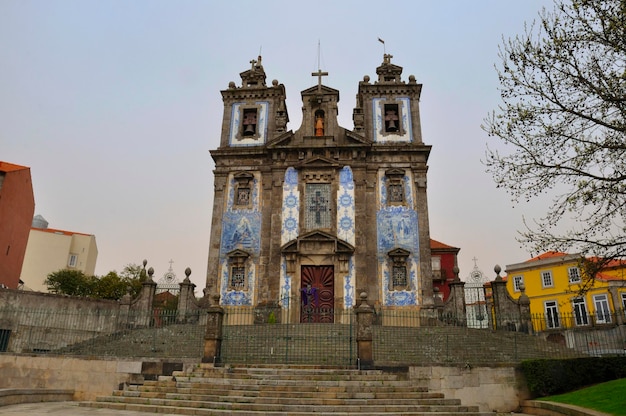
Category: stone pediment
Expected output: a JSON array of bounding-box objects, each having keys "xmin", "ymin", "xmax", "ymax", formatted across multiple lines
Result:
[
  {"xmin": 346, "ymin": 130, "xmax": 371, "ymax": 145},
  {"xmin": 388, "ymin": 247, "xmax": 411, "ymax": 258},
  {"xmin": 266, "ymin": 131, "xmax": 294, "ymax": 148},
  {"xmin": 281, "ymin": 230, "xmax": 354, "ymax": 256},
  {"xmin": 295, "ymin": 156, "xmax": 339, "ymax": 169},
  {"xmin": 226, "ymin": 249, "xmax": 251, "ymax": 259},
  {"xmin": 301, "ymin": 85, "xmax": 340, "ymax": 97}
]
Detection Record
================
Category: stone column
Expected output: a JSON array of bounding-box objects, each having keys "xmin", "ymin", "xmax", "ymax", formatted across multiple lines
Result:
[
  {"xmin": 490, "ymin": 265, "xmax": 509, "ymax": 331},
  {"xmin": 202, "ymin": 295, "xmax": 224, "ymax": 364},
  {"xmin": 518, "ymin": 285, "xmax": 532, "ymax": 334},
  {"xmin": 133, "ymin": 267, "xmax": 157, "ymax": 328},
  {"xmin": 354, "ymin": 292, "xmax": 374, "ymax": 369},
  {"xmin": 177, "ymin": 268, "xmax": 197, "ymax": 323},
  {"xmin": 447, "ymin": 268, "xmax": 467, "ymax": 326}
]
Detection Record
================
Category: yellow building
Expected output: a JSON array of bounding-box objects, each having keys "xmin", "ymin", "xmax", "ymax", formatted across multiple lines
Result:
[
  {"xmin": 505, "ymin": 252, "xmax": 626, "ymax": 331},
  {"xmin": 20, "ymin": 215, "xmax": 98, "ymax": 292}
]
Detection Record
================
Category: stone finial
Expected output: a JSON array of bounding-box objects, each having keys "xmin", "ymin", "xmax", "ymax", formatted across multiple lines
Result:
[
  {"xmin": 452, "ymin": 266, "xmax": 461, "ymax": 282},
  {"xmin": 494, "ymin": 264, "xmax": 503, "ymax": 281},
  {"xmin": 228, "ymin": 81, "xmax": 236, "ymax": 89},
  {"xmin": 272, "ymin": 79, "xmax": 278, "ymax": 86},
  {"xmin": 363, "ymin": 75, "xmax": 370, "ymax": 83},
  {"xmin": 184, "ymin": 267, "xmax": 192, "ymax": 282},
  {"xmin": 409, "ymin": 75, "xmax": 416, "ymax": 84},
  {"xmin": 147, "ymin": 267, "xmax": 155, "ymax": 282}
]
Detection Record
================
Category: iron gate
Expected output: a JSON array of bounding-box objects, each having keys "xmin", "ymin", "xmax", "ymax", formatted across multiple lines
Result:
[{"xmin": 219, "ymin": 300, "xmax": 356, "ymax": 366}]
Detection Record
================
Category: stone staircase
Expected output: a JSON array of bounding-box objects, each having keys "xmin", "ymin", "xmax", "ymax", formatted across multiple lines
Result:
[{"xmin": 82, "ymin": 365, "xmax": 496, "ymax": 415}]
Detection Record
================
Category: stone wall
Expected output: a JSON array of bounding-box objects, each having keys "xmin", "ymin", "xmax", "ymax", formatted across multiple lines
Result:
[
  {"xmin": 0, "ymin": 354, "xmax": 197, "ymax": 401},
  {"xmin": 410, "ymin": 365, "xmax": 531, "ymax": 413}
]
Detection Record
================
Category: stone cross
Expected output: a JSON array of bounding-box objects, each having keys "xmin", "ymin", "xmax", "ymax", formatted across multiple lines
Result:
[{"xmin": 311, "ymin": 69, "xmax": 328, "ymax": 93}]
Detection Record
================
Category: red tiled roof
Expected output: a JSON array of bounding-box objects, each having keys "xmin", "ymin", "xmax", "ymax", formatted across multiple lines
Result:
[
  {"xmin": 525, "ymin": 252, "xmax": 568, "ymax": 262},
  {"xmin": 430, "ymin": 239, "xmax": 459, "ymax": 250},
  {"xmin": 31, "ymin": 227, "xmax": 92, "ymax": 237},
  {"xmin": 0, "ymin": 161, "xmax": 30, "ymax": 172}
]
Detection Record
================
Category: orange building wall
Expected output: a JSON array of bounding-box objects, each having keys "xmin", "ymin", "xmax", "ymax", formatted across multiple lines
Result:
[{"xmin": 0, "ymin": 162, "xmax": 35, "ymax": 288}]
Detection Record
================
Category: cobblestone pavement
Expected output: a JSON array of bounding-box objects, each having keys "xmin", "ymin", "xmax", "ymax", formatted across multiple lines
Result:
[{"xmin": 0, "ymin": 402, "xmax": 180, "ymax": 416}]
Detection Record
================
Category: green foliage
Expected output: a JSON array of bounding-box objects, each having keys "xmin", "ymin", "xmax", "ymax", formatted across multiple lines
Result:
[
  {"xmin": 541, "ymin": 378, "xmax": 626, "ymax": 416},
  {"xmin": 521, "ymin": 357, "xmax": 626, "ymax": 397},
  {"xmin": 45, "ymin": 262, "xmax": 146, "ymax": 300},
  {"xmin": 483, "ymin": 0, "xmax": 626, "ymax": 268},
  {"xmin": 45, "ymin": 269, "xmax": 95, "ymax": 297}
]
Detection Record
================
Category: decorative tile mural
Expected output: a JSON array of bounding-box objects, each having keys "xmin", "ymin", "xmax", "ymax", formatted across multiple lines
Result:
[
  {"xmin": 372, "ymin": 97, "xmax": 412, "ymax": 143},
  {"xmin": 281, "ymin": 167, "xmax": 300, "ymax": 246},
  {"xmin": 337, "ymin": 166, "xmax": 355, "ymax": 246},
  {"xmin": 279, "ymin": 257, "xmax": 292, "ymax": 309},
  {"xmin": 377, "ymin": 168, "xmax": 420, "ymax": 306},
  {"xmin": 229, "ymin": 101, "xmax": 269, "ymax": 146},
  {"xmin": 220, "ymin": 173, "xmax": 261, "ymax": 305},
  {"xmin": 219, "ymin": 259, "xmax": 255, "ymax": 306},
  {"xmin": 344, "ymin": 257, "xmax": 355, "ymax": 309}
]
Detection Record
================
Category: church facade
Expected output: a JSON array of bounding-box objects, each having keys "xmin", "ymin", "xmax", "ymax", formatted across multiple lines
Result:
[{"xmin": 206, "ymin": 55, "xmax": 435, "ymax": 319}]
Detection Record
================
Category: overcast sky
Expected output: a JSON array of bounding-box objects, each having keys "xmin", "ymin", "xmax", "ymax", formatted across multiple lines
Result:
[{"xmin": 1, "ymin": 0, "xmax": 556, "ymax": 291}]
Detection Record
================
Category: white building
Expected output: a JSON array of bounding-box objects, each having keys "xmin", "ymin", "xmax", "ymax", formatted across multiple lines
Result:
[{"xmin": 20, "ymin": 215, "xmax": 98, "ymax": 292}]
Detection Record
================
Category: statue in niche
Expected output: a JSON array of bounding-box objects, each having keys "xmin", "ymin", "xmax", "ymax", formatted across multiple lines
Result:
[{"xmin": 315, "ymin": 111, "xmax": 324, "ymax": 136}]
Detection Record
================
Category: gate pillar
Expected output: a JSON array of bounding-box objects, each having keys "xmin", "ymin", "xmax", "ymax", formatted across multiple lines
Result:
[
  {"xmin": 355, "ymin": 292, "xmax": 374, "ymax": 368},
  {"xmin": 202, "ymin": 295, "xmax": 224, "ymax": 363}
]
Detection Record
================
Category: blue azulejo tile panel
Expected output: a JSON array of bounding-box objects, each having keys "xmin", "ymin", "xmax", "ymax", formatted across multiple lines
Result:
[
  {"xmin": 337, "ymin": 166, "xmax": 355, "ymax": 246},
  {"xmin": 279, "ymin": 258, "xmax": 292, "ymax": 309},
  {"xmin": 219, "ymin": 259, "xmax": 254, "ymax": 306},
  {"xmin": 343, "ymin": 257, "xmax": 355, "ymax": 309},
  {"xmin": 220, "ymin": 211, "xmax": 261, "ymax": 255},
  {"xmin": 376, "ymin": 207, "xmax": 419, "ymax": 254},
  {"xmin": 281, "ymin": 167, "xmax": 300, "ymax": 246},
  {"xmin": 385, "ymin": 290, "xmax": 417, "ymax": 306}
]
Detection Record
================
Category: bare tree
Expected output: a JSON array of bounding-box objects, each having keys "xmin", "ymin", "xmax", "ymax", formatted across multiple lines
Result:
[{"xmin": 483, "ymin": 0, "xmax": 626, "ymax": 276}]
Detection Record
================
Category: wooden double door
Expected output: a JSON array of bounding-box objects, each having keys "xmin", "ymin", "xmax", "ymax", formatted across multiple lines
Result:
[{"xmin": 300, "ymin": 265, "xmax": 334, "ymax": 323}]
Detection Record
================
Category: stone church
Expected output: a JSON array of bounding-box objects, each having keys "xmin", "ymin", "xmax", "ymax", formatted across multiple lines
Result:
[{"xmin": 206, "ymin": 54, "xmax": 435, "ymax": 319}]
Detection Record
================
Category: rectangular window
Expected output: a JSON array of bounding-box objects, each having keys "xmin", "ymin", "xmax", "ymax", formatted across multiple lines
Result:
[
  {"xmin": 383, "ymin": 103, "xmax": 400, "ymax": 133},
  {"xmin": 0, "ymin": 329, "xmax": 10, "ymax": 352},
  {"xmin": 242, "ymin": 108, "xmax": 257, "ymax": 137},
  {"xmin": 235, "ymin": 187, "xmax": 250, "ymax": 206},
  {"xmin": 541, "ymin": 270, "xmax": 553, "ymax": 288},
  {"xmin": 544, "ymin": 301, "xmax": 560, "ymax": 329},
  {"xmin": 431, "ymin": 256, "xmax": 441, "ymax": 279},
  {"xmin": 621, "ymin": 293, "xmax": 626, "ymax": 317},
  {"xmin": 230, "ymin": 266, "xmax": 246, "ymax": 289},
  {"xmin": 305, "ymin": 183, "xmax": 331, "ymax": 230},
  {"xmin": 513, "ymin": 275, "xmax": 524, "ymax": 292},
  {"xmin": 392, "ymin": 266, "xmax": 407, "ymax": 288},
  {"xmin": 593, "ymin": 294, "xmax": 612, "ymax": 324},
  {"xmin": 68, "ymin": 254, "xmax": 78, "ymax": 268},
  {"xmin": 572, "ymin": 298, "xmax": 589, "ymax": 326},
  {"xmin": 388, "ymin": 183, "xmax": 404, "ymax": 203},
  {"xmin": 568, "ymin": 267, "xmax": 581, "ymax": 283}
]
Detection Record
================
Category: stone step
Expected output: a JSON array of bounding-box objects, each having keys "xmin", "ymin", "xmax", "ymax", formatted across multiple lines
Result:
[
  {"xmin": 87, "ymin": 365, "xmax": 495, "ymax": 415},
  {"xmin": 92, "ymin": 396, "xmax": 482, "ymax": 414},
  {"xmin": 109, "ymin": 391, "xmax": 458, "ymax": 406},
  {"xmin": 85, "ymin": 401, "xmax": 494, "ymax": 416}
]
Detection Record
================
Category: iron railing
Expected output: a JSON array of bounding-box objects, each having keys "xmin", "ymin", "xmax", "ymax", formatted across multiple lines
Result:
[{"xmin": 0, "ymin": 305, "xmax": 624, "ymax": 364}]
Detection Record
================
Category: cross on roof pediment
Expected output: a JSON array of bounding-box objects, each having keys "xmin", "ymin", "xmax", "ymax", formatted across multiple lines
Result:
[{"xmin": 301, "ymin": 85, "xmax": 339, "ymax": 96}]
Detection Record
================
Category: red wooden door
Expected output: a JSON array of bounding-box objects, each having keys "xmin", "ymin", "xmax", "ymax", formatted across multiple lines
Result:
[{"xmin": 300, "ymin": 266, "xmax": 334, "ymax": 323}]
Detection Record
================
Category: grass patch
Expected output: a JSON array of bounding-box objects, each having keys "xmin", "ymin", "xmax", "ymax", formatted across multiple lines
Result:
[{"xmin": 540, "ymin": 378, "xmax": 626, "ymax": 415}]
